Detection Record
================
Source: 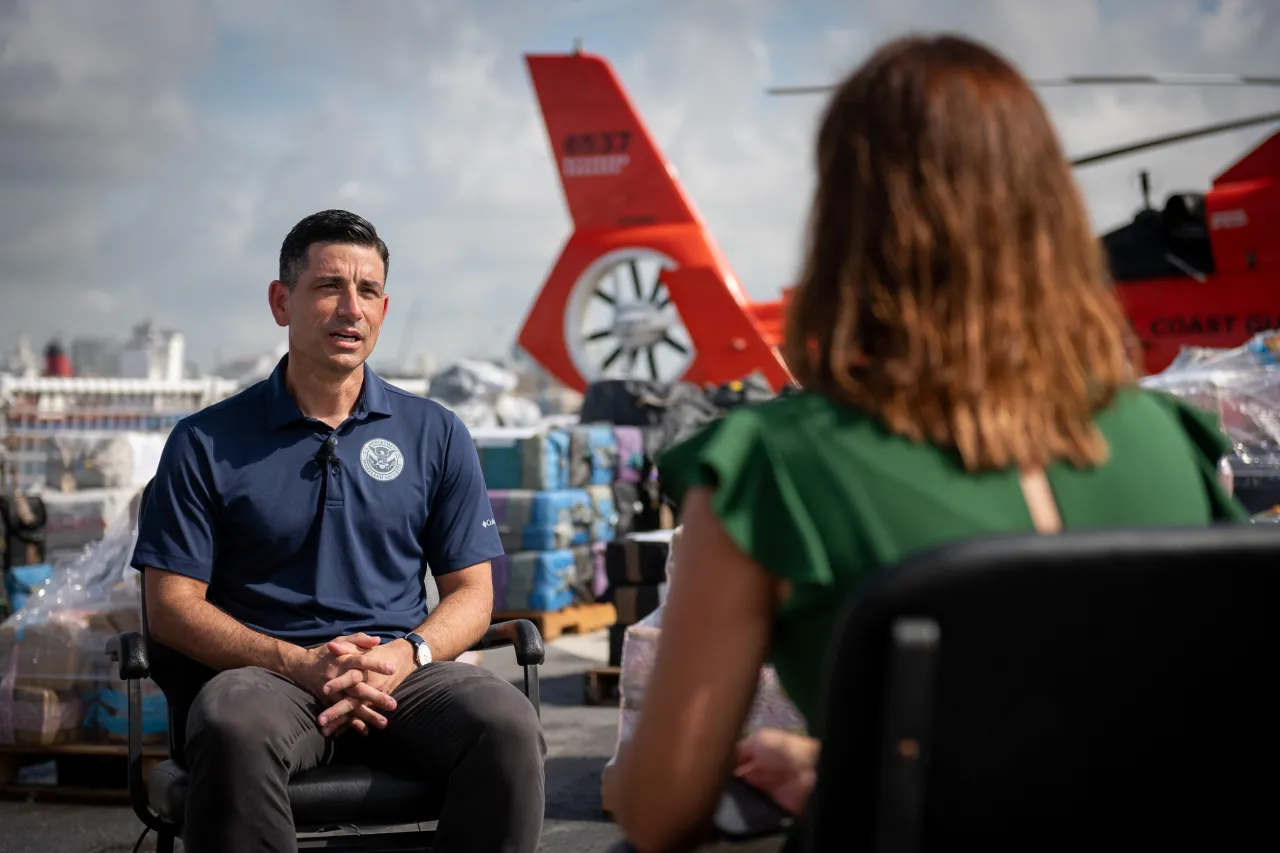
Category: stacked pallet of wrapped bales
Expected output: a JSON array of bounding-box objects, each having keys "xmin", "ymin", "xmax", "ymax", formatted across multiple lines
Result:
[{"xmin": 473, "ymin": 424, "xmax": 622, "ymax": 614}]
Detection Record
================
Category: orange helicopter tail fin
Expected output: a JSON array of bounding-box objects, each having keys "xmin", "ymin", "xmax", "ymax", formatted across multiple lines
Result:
[
  {"xmin": 1215, "ymin": 128, "xmax": 1280, "ymax": 185},
  {"xmin": 526, "ymin": 51, "xmax": 701, "ymax": 230}
]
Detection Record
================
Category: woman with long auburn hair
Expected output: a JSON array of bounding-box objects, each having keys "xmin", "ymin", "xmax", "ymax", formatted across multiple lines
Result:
[{"xmin": 605, "ymin": 34, "xmax": 1247, "ymax": 853}]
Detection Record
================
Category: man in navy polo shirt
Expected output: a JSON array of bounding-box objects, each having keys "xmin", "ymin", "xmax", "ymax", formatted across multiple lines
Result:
[{"xmin": 131, "ymin": 210, "xmax": 544, "ymax": 853}]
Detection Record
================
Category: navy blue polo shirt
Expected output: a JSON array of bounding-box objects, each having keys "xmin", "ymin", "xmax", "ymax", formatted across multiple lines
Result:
[{"xmin": 130, "ymin": 355, "xmax": 504, "ymax": 646}]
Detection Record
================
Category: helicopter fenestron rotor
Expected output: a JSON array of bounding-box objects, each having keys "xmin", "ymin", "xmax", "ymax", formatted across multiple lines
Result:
[
  {"xmin": 765, "ymin": 74, "xmax": 1280, "ymax": 168},
  {"xmin": 564, "ymin": 247, "xmax": 696, "ymax": 385}
]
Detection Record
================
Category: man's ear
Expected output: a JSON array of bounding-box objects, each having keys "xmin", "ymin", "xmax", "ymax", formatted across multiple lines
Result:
[{"xmin": 268, "ymin": 280, "xmax": 291, "ymax": 328}]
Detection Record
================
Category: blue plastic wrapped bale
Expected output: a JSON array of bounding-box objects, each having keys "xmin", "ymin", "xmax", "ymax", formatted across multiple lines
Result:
[
  {"xmin": 473, "ymin": 427, "xmax": 572, "ymax": 491},
  {"xmin": 473, "ymin": 427, "xmax": 539, "ymax": 490},
  {"xmin": 569, "ymin": 424, "xmax": 620, "ymax": 487},
  {"xmin": 521, "ymin": 429, "xmax": 572, "ymax": 491},
  {"xmin": 4, "ymin": 563, "xmax": 53, "ymax": 613},
  {"xmin": 501, "ymin": 549, "xmax": 576, "ymax": 612},
  {"xmin": 86, "ymin": 683, "xmax": 169, "ymax": 744},
  {"xmin": 586, "ymin": 485, "xmax": 618, "ymax": 543},
  {"xmin": 489, "ymin": 488, "xmax": 604, "ymax": 551}
]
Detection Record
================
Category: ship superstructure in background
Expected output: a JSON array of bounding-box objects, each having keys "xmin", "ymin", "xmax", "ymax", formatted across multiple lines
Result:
[
  {"xmin": 3, "ymin": 322, "xmax": 188, "ymax": 383},
  {"xmin": 0, "ymin": 328, "xmax": 571, "ymax": 492},
  {"xmin": 0, "ymin": 374, "xmax": 239, "ymax": 491},
  {"xmin": 118, "ymin": 321, "xmax": 185, "ymax": 382},
  {"xmin": 516, "ymin": 50, "xmax": 1280, "ymax": 392},
  {"xmin": 0, "ymin": 320, "xmax": 223, "ymax": 491}
]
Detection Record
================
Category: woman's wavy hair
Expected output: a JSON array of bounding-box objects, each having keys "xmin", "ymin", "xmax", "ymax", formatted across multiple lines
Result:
[{"xmin": 784, "ymin": 34, "xmax": 1140, "ymax": 472}]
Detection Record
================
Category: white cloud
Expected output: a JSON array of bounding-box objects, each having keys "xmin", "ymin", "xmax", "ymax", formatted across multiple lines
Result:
[
  {"xmin": 82, "ymin": 288, "xmax": 117, "ymax": 314},
  {"xmin": 0, "ymin": 0, "xmax": 1277, "ymax": 374}
]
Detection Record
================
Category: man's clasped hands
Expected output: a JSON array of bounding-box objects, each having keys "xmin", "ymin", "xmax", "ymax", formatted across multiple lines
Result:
[{"xmin": 287, "ymin": 632, "xmax": 415, "ymax": 737}]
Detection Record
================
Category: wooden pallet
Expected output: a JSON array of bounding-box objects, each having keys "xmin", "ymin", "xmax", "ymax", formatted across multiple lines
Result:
[
  {"xmin": 493, "ymin": 601, "xmax": 617, "ymax": 643},
  {"xmin": 584, "ymin": 666, "xmax": 621, "ymax": 706},
  {"xmin": 0, "ymin": 741, "xmax": 168, "ymax": 803}
]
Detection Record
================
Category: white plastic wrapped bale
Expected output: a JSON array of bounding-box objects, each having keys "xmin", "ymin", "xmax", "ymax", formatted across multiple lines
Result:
[
  {"xmin": 0, "ymin": 487, "xmax": 167, "ymax": 747},
  {"xmin": 43, "ymin": 431, "xmax": 169, "ymax": 493},
  {"xmin": 429, "ymin": 359, "xmax": 519, "ymax": 403},
  {"xmin": 1140, "ymin": 330, "xmax": 1280, "ymax": 514},
  {"xmin": 40, "ymin": 486, "xmax": 142, "ymax": 557},
  {"xmin": 435, "ymin": 397, "xmax": 500, "ymax": 430},
  {"xmin": 614, "ymin": 626, "xmax": 808, "ymax": 743},
  {"xmin": 601, "ymin": 526, "xmax": 808, "ymax": 813},
  {"xmin": 493, "ymin": 394, "xmax": 544, "ymax": 428},
  {"xmin": 428, "ymin": 359, "xmax": 532, "ymax": 430}
]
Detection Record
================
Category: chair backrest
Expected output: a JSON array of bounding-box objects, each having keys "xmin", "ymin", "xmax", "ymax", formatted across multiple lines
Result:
[
  {"xmin": 136, "ymin": 477, "xmax": 219, "ymax": 764},
  {"xmin": 803, "ymin": 524, "xmax": 1280, "ymax": 853}
]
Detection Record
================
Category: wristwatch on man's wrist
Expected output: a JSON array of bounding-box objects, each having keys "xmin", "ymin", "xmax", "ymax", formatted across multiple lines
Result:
[{"xmin": 405, "ymin": 632, "xmax": 432, "ymax": 667}]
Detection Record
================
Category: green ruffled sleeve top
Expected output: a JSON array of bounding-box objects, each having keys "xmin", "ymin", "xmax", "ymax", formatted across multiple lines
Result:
[{"xmin": 657, "ymin": 387, "xmax": 1248, "ymax": 733}]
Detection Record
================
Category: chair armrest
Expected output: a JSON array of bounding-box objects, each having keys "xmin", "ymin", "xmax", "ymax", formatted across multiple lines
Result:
[
  {"xmin": 102, "ymin": 630, "xmax": 178, "ymax": 836},
  {"xmin": 472, "ymin": 619, "xmax": 545, "ymax": 667},
  {"xmin": 105, "ymin": 631, "xmax": 151, "ymax": 681}
]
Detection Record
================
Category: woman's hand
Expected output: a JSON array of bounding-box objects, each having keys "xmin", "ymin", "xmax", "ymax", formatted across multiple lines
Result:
[{"xmin": 733, "ymin": 728, "xmax": 821, "ymax": 816}]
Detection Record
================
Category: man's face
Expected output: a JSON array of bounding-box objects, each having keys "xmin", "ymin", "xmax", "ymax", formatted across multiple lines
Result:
[{"xmin": 269, "ymin": 242, "xmax": 389, "ymax": 375}]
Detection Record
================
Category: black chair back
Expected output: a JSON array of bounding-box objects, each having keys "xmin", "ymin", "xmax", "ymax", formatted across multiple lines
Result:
[
  {"xmin": 136, "ymin": 478, "xmax": 218, "ymax": 765},
  {"xmin": 804, "ymin": 524, "xmax": 1280, "ymax": 853}
]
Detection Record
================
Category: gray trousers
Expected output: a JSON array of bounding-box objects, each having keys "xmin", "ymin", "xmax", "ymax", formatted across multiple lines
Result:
[{"xmin": 180, "ymin": 661, "xmax": 546, "ymax": 853}]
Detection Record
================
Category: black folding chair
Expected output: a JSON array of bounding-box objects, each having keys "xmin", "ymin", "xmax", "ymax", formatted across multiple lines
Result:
[
  {"xmin": 802, "ymin": 524, "xmax": 1280, "ymax": 853},
  {"xmin": 105, "ymin": 480, "xmax": 545, "ymax": 852}
]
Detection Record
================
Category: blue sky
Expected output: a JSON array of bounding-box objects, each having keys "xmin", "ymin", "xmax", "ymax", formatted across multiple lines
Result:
[{"xmin": 1, "ymin": 0, "xmax": 1277, "ymax": 375}]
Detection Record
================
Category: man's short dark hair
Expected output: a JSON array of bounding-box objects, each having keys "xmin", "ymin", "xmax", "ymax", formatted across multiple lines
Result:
[{"xmin": 278, "ymin": 209, "xmax": 391, "ymax": 289}]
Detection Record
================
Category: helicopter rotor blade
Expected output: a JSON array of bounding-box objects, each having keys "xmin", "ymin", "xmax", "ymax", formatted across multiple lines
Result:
[
  {"xmin": 1069, "ymin": 110, "xmax": 1280, "ymax": 167},
  {"xmin": 766, "ymin": 84, "xmax": 839, "ymax": 95},
  {"xmin": 1033, "ymin": 73, "xmax": 1280, "ymax": 88},
  {"xmin": 766, "ymin": 73, "xmax": 1280, "ymax": 96}
]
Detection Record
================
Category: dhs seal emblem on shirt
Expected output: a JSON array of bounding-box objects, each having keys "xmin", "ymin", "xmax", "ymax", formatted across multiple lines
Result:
[{"xmin": 360, "ymin": 438, "xmax": 404, "ymax": 482}]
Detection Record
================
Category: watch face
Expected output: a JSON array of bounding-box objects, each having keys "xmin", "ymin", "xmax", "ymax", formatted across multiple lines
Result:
[{"xmin": 415, "ymin": 641, "xmax": 431, "ymax": 666}]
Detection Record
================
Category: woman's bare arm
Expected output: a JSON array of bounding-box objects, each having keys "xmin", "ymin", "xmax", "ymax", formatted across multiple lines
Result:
[{"xmin": 607, "ymin": 487, "xmax": 783, "ymax": 852}]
